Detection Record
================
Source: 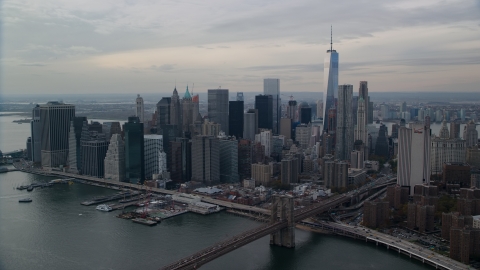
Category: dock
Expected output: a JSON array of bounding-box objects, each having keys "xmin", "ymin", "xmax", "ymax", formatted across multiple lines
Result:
[
  {"xmin": 132, "ymin": 218, "xmax": 158, "ymax": 226},
  {"xmin": 81, "ymin": 192, "xmax": 139, "ymax": 206}
]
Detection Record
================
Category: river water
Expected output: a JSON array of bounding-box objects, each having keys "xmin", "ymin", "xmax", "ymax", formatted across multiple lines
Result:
[{"xmin": 0, "ymin": 113, "xmax": 438, "ymax": 270}]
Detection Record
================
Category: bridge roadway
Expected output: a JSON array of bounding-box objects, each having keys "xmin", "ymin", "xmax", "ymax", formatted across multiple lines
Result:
[
  {"xmin": 160, "ymin": 194, "xmax": 352, "ymax": 270},
  {"xmin": 299, "ymin": 221, "xmax": 469, "ymax": 270}
]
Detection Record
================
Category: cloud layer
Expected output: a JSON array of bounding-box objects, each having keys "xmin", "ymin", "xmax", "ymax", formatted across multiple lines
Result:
[{"xmin": 2, "ymin": 0, "xmax": 480, "ymax": 95}]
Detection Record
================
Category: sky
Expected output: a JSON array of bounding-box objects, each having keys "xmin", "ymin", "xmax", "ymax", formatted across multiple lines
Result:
[{"xmin": 1, "ymin": 0, "xmax": 480, "ymax": 95}]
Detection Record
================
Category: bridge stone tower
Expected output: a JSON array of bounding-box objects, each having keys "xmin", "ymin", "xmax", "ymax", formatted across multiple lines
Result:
[{"xmin": 270, "ymin": 195, "xmax": 295, "ymax": 248}]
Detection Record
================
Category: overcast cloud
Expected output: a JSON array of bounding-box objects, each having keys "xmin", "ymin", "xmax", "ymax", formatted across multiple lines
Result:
[{"xmin": 1, "ymin": 0, "xmax": 479, "ymax": 95}]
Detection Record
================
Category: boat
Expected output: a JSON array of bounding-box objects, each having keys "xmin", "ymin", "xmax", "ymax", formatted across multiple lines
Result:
[
  {"xmin": 96, "ymin": 204, "xmax": 112, "ymax": 212},
  {"xmin": 27, "ymin": 186, "xmax": 34, "ymax": 192},
  {"xmin": 19, "ymin": 198, "xmax": 32, "ymax": 203}
]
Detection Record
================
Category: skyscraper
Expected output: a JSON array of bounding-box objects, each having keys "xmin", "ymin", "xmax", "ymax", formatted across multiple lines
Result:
[
  {"xmin": 170, "ymin": 88, "xmax": 181, "ymax": 127},
  {"xmin": 398, "ymin": 123, "xmax": 431, "ymax": 195},
  {"xmin": 323, "ymin": 27, "xmax": 339, "ymax": 131},
  {"xmin": 39, "ymin": 101, "xmax": 75, "ymax": 167},
  {"xmin": 191, "ymin": 135, "xmax": 220, "ymax": 185},
  {"xmin": 355, "ymin": 97, "xmax": 367, "ymax": 146},
  {"xmin": 156, "ymin": 97, "xmax": 171, "ymax": 132},
  {"xmin": 81, "ymin": 133, "xmax": 109, "ymax": 178},
  {"xmin": 136, "ymin": 94, "xmax": 144, "ymax": 123},
  {"xmin": 124, "ymin": 116, "xmax": 145, "ymax": 184},
  {"xmin": 359, "ymin": 81, "xmax": 369, "ymax": 126},
  {"xmin": 229, "ymin": 100, "xmax": 244, "ymax": 138},
  {"xmin": 208, "ymin": 89, "xmax": 229, "ymax": 134},
  {"xmin": 255, "ymin": 95, "xmax": 273, "ymax": 130},
  {"xmin": 238, "ymin": 139, "xmax": 252, "ymax": 180},
  {"xmin": 219, "ymin": 136, "xmax": 239, "ymax": 183},
  {"xmin": 30, "ymin": 105, "xmax": 41, "ymax": 163},
  {"xmin": 300, "ymin": 107, "xmax": 312, "ymax": 124},
  {"xmin": 236, "ymin": 92, "xmax": 244, "ymax": 101},
  {"xmin": 104, "ymin": 134, "xmax": 125, "ymax": 182},
  {"xmin": 288, "ymin": 100, "xmax": 298, "ymax": 122},
  {"xmin": 431, "ymin": 120, "xmax": 466, "ymax": 175},
  {"xmin": 335, "ymin": 84, "xmax": 353, "ymax": 160},
  {"xmin": 68, "ymin": 116, "xmax": 87, "ymax": 173},
  {"xmin": 243, "ymin": 109, "xmax": 258, "ymax": 141},
  {"xmin": 463, "ymin": 120, "xmax": 479, "ymax": 148},
  {"xmin": 264, "ymin": 78, "xmax": 280, "ymax": 134},
  {"xmin": 182, "ymin": 86, "xmax": 194, "ymax": 135},
  {"xmin": 144, "ymin": 135, "xmax": 164, "ymax": 180}
]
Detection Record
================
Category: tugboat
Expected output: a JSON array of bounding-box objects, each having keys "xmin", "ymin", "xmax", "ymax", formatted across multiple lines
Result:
[
  {"xmin": 96, "ymin": 204, "xmax": 112, "ymax": 212},
  {"xmin": 27, "ymin": 186, "xmax": 34, "ymax": 192},
  {"xmin": 19, "ymin": 198, "xmax": 32, "ymax": 203}
]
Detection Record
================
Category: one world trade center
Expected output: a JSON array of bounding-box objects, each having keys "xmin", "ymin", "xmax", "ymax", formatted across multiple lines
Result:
[{"xmin": 323, "ymin": 27, "xmax": 339, "ymax": 132}]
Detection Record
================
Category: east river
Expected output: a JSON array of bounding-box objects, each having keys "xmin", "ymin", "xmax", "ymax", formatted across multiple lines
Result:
[{"xmin": 1, "ymin": 113, "xmax": 468, "ymax": 270}]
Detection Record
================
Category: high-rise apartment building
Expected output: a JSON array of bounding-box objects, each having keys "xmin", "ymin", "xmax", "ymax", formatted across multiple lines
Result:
[
  {"xmin": 39, "ymin": 101, "xmax": 75, "ymax": 168},
  {"xmin": 251, "ymin": 163, "xmax": 271, "ymax": 186},
  {"xmin": 255, "ymin": 95, "xmax": 273, "ymax": 131},
  {"xmin": 136, "ymin": 94, "xmax": 144, "ymax": 122},
  {"xmin": 191, "ymin": 135, "xmax": 220, "ymax": 185},
  {"xmin": 355, "ymin": 96, "xmax": 368, "ymax": 151},
  {"xmin": 281, "ymin": 157, "xmax": 299, "ymax": 185},
  {"xmin": 323, "ymin": 29, "xmax": 339, "ymax": 131},
  {"xmin": 335, "ymin": 84, "xmax": 353, "ymax": 160},
  {"xmin": 124, "ymin": 116, "xmax": 145, "ymax": 184},
  {"xmin": 295, "ymin": 124, "xmax": 312, "ymax": 149},
  {"xmin": 398, "ymin": 123, "xmax": 431, "ymax": 195},
  {"xmin": 255, "ymin": 129, "xmax": 272, "ymax": 157},
  {"xmin": 264, "ymin": 78, "xmax": 280, "ymax": 134},
  {"xmin": 208, "ymin": 89, "xmax": 229, "ymax": 135},
  {"xmin": 229, "ymin": 100, "xmax": 244, "ymax": 138},
  {"xmin": 104, "ymin": 134, "xmax": 125, "ymax": 182}
]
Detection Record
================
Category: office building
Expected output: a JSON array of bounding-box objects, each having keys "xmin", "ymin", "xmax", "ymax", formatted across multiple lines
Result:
[
  {"xmin": 350, "ymin": 150, "xmax": 364, "ymax": 169},
  {"xmin": 323, "ymin": 28, "xmax": 339, "ymax": 131},
  {"xmin": 102, "ymin": 122, "xmax": 121, "ymax": 141},
  {"xmin": 170, "ymin": 137, "xmax": 191, "ymax": 183},
  {"xmin": 124, "ymin": 116, "xmax": 145, "ymax": 184},
  {"xmin": 280, "ymin": 118, "xmax": 292, "ymax": 140},
  {"xmin": 170, "ymin": 87, "xmax": 181, "ymax": 127},
  {"xmin": 219, "ymin": 137, "xmax": 239, "ymax": 183},
  {"xmin": 374, "ymin": 124, "xmax": 389, "ymax": 158},
  {"xmin": 467, "ymin": 145, "xmax": 480, "ymax": 168},
  {"xmin": 335, "ymin": 84, "xmax": 353, "ymax": 160},
  {"xmin": 30, "ymin": 106, "xmax": 42, "ymax": 163},
  {"xmin": 238, "ymin": 139, "xmax": 252, "ymax": 180},
  {"xmin": 81, "ymin": 134, "xmax": 109, "ymax": 178},
  {"xmin": 68, "ymin": 117, "xmax": 87, "ymax": 173},
  {"xmin": 288, "ymin": 100, "xmax": 298, "ymax": 122},
  {"xmin": 104, "ymin": 134, "xmax": 125, "ymax": 182},
  {"xmin": 300, "ymin": 106, "xmax": 312, "ymax": 124},
  {"xmin": 251, "ymin": 163, "xmax": 271, "ymax": 186},
  {"xmin": 192, "ymin": 135, "xmax": 220, "ymax": 185},
  {"xmin": 398, "ymin": 123, "xmax": 431, "ymax": 195},
  {"xmin": 208, "ymin": 89, "xmax": 229, "ymax": 134},
  {"xmin": 464, "ymin": 120, "xmax": 479, "ymax": 147},
  {"xmin": 431, "ymin": 120, "xmax": 467, "ymax": 175},
  {"xmin": 316, "ymin": 100, "xmax": 323, "ymax": 119},
  {"xmin": 156, "ymin": 97, "xmax": 171, "ymax": 131},
  {"xmin": 39, "ymin": 101, "xmax": 75, "ymax": 168},
  {"xmin": 255, "ymin": 95, "xmax": 273, "ymax": 131},
  {"xmin": 443, "ymin": 162, "xmax": 471, "ymax": 187},
  {"xmin": 236, "ymin": 92, "xmax": 244, "ymax": 101},
  {"xmin": 229, "ymin": 100, "xmax": 244, "ymax": 138},
  {"xmin": 182, "ymin": 86, "xmax": 195, "ymax": 135},
  {"xmin": 295, "ymin": 124, "xmax": 312, "ymax": 149},
  {"xmin": 359, "ymin": 81, "xmax": 369, "ymax": 125},
  {"xmin": 243, "ymin": 109, "xmax": 258, "ymax": 141},
  {"xmin": 324, "ymin": 160, "xmax": 348, "ymax": 188},
  {"xmin": 255, "ymin": 129, "xmax": 272, "ymax": 157},
  {"xmin": 281, "ymin": 157, "xmax": 299, "ymax": 185},
  {"xmin": 264, "ymin": 78, "xmax": 280, "ymax": 134},
  {"xmin": 144, "ymin": 135, "xmax": 164, "ymax": 180},
  {"xmin": 355, "ymin": 96, "xmax": 368, "ymax": 150},
  {"xmin": 136, "ymin": 94, "xmax": 144, "ymax": 122},
  {"xmin": 202, "ymin": 119, "xmax": 221, "ymax": 136}
]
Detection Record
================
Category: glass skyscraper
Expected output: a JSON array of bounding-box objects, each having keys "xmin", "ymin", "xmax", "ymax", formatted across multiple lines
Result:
[
  {"xmin": 124, "ymin": 116, "xmax": 145, "ymax": 184},
  {"xmin": 263, "ymin": 78, "xmax": 280, "ymax": 134},
  {"xmin": 323, "ymin": 31, "xmax": 339, "ymax": 131}
]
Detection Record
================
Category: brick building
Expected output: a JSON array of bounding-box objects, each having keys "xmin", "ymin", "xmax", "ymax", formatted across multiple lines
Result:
[{"xmin": 363, "ymin": 200, "xmax": 389, "ymax": 229}]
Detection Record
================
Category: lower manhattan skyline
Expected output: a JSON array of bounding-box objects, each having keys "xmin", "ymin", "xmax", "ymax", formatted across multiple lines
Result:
[
  {"xmin": 2, "ymin": 0, "xmax": 480, "ymax": 95},
  {"xmin": 1, "ymin": 1, "xmax": 480, "ymax": 270}
]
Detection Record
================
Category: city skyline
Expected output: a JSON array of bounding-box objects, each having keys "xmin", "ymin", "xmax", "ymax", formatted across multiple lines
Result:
[{"xmin": 2, "ymin": 0, "xmax": 480, "ymax": 95}]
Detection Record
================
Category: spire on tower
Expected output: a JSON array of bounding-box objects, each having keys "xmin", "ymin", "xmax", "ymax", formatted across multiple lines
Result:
[{"xmin": 330, "ymin": 25, "xmax": 333, "ymax": 51}]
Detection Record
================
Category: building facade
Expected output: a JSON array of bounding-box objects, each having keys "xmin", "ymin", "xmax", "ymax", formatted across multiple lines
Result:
[
  {"xmin": 208, "ymin": 89, "xmax": 229, "ymax": 134},
  {"xmin": 124, "ymin": 116, "xmax": 145, "ymax": 184},
  {"xmin": 104, "ymin": 134, "xmax": 125, "ymax": 182},
  {"xmin": 264, "ymin": 78, "xmax": 280, "ymax": 134}
]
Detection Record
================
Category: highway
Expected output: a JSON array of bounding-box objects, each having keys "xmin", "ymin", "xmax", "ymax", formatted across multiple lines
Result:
[{"xmin": 300, "ymin": 221, "xmax": 470, "ymax": 270}]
